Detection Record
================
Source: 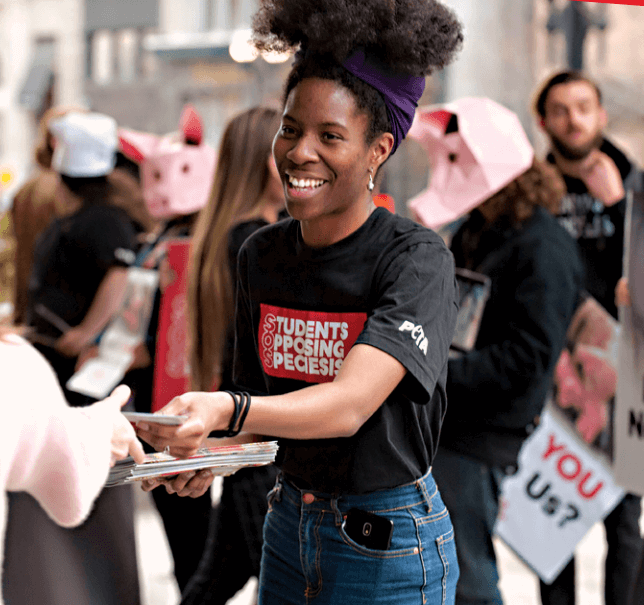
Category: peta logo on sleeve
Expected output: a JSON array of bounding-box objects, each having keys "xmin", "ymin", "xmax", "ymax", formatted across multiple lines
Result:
[
  {"xmin": 258, "ymin": 304, "xmax": 366, "ymax": 383},
  {"xmin": 399, "ymin": 321, "xmax": 428, "ymax": 356}
]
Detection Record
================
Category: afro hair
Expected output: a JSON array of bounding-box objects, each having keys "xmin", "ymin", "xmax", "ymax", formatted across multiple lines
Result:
[{"xmin": 252, "ymin": 0, "xmax": 463, "ymax": 77}]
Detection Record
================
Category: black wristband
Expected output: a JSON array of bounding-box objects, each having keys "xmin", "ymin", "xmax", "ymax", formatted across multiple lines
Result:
[
  {"xmin": 209, "ymin": 391, "xmax": 241, "ymax": 438},
  {"xmin": 209, "ymin": 391, "xmax": 251, "ymax": 438},
  {"xmin": 236, "ymin": 392, "xmax": 251, "ymax": 434}
]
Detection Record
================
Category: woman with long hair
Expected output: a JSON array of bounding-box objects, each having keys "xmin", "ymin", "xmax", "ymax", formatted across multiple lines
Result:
[
  {"xmin": 138, "ymin": 1, "xmax": 464, "ymax": 603},
  {"xmin": 180, "ymin": 106, "xmax": 283, "ymax": 605}
]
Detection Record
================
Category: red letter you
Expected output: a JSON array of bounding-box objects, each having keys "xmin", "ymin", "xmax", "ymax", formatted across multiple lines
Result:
[{"xmin": 543, "ymin": 433, "xmax": 566, "ymax": 461}]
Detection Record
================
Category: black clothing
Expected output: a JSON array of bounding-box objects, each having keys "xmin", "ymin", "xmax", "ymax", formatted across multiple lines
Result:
[
  {"xmin": 234, "ymin": 207, "xmax": 459, "ymax": 494},
  {"xmin": 26, "ymin": 203, "xmax": 137, "ymax": 406},
  {"xmin": 219, "ymin": 218, "xmax": 270, "ymax": 392},
  {"xmin": 542, "ymin": 139, "xmax": 644, "ymax": 605},
  {"xmin": 439, "ymin": 207, "xmax": 583, "ymax": 470},
  {"xmin": 27, "ymin": 204, "xmax": 136, "ymax": 339},
  {"xmin": 547, "ymin": 139, "xmax": 641, "ymax": 319}
]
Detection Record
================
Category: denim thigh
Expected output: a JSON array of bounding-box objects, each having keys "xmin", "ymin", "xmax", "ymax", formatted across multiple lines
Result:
[
  {"xmin": 432, "ymin": 447, "xmax": 504, "ymax": 605},
  {"xmin": 259, "ymin": 469, "xmax": 459, "ymax": 605}
]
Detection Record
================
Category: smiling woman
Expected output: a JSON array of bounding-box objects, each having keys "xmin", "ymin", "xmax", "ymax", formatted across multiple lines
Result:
[{"xmin": 136, "ymin": 1, "xmax": 464, "ymax": 604}]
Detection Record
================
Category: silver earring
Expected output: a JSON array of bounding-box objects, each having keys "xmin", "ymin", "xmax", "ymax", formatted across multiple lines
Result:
[{"xmin": 368, "ymin": 170, "xmax": 375, "ymax": 192}]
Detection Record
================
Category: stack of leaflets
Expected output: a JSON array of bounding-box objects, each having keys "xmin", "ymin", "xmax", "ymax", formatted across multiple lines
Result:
[{"xmin": 106, "ymin": 441, "xmax": 279, "ymax": 487}]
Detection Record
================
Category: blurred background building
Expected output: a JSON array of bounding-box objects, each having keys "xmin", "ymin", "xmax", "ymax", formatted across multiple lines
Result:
[{"xmin": 1, "ymin": 0, "xmax": 644, "ymax": 304}]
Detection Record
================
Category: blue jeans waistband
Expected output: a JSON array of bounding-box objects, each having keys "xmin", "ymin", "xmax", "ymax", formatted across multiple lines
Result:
[{"xmin": 277, "ymin": 467, "xmax": 437, "ymax": 515}]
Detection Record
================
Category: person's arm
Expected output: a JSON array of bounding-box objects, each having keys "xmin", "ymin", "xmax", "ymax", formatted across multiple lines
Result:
[
  {"xmin": 55, "ymin": 266, "xmax": 129, "ymax": 357},
  {"xmin": 4, "ymin": 341, "xmax": 144, "ymax": 527},
  {"xmin": 136, "ymin": 342, "xmax": 406, "ymax": 457}
]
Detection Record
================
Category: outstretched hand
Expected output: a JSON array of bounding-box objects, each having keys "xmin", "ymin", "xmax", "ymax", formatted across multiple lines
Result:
[
  {"xmin": 135, "ymin": 391, "xmax": 235, "ymax": 458},
  {"xmin": 91, "ymin": 385, "xmax": 146, "ymax": 466}
]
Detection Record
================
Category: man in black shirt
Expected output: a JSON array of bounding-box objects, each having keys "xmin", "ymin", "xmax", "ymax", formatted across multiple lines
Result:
[{"xmin": 535, "ymin": 70, "xmax": 644, "ymax": 605}]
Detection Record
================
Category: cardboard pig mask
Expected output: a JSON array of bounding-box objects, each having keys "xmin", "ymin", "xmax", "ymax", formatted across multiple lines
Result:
[{"xmin": 118, "ymin": 105, "xmax": 216, "ymax": 219}]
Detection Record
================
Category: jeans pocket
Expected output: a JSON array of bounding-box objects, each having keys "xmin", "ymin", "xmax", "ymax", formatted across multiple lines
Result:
[{"xmin": 337, "ymin": 509, "xmax": 420, "ymax": 559}]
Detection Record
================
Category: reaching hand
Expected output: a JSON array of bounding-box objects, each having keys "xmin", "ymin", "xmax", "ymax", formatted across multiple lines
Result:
[
  {"xmin": 90, "ymin": 385, "xmax": 146, "ymax": 466},
  {"xmin": 135, "ymin": 391, "xmax": 235, "ymax": 458}
]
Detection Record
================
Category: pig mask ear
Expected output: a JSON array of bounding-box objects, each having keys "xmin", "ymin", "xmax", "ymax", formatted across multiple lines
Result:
[
  {"xmin": 179, "ymin": 104, "xmax": 203, "ymax": 145},
  {"xmin": 118, "ymin": 129, "xmax": 160, "ymax": 163}
]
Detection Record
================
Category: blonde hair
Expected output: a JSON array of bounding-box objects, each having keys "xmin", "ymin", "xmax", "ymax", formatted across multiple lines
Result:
[{"xmin": 189, "ymin": 107, "xmax": 281, "ymax": 391}]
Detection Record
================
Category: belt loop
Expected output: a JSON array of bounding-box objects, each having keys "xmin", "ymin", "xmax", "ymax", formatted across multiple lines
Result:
[
  {"xmin": 417, "ymin": 472, "xmax": 433, "ymax": 514},
  {"xmin": 269, "ymin": 473, "xmax": 283, "ymax": 505},
  {"xmin": 330, "ymin": 497, "xmax": 343, "ymax": 525}
]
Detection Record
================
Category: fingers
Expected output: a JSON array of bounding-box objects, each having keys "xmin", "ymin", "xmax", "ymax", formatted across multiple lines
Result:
[
  {"xmin": 141, "ymin": 479, "xmax": 162, "ymax": 492},
  {"xmin": 164, "ymin": 470, "xmax": 214, "ymax": 498},
  {"xmin": 128, "ymin": 436, "xmax": 146, "ymax": 464},
  {"xmin": 107, "ymin": 384, "xmax": 132, "ymax": 408},
  {"xmin": 134, "ymin": 426, "xmax": 201, "ymax": 458}
]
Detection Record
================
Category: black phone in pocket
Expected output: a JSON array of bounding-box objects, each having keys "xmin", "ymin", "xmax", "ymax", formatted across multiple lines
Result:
[{"xmin": 343, "ymin": 508, "xmax": 393, "ymax": 550}]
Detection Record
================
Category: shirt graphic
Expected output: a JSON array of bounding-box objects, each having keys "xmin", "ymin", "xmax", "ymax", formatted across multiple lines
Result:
[
  {"xmin": 258, "ymin": 304, "xmax": 367, "ymax": 383},
  {"xmin": 558, "ymin": 193, "xmax": 616, "ymax": 240}
]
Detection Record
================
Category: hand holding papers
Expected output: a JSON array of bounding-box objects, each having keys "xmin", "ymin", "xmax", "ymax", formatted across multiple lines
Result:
[{"xmin": 106, "ymin": 441, "xmax": 279, "ymax": 487}]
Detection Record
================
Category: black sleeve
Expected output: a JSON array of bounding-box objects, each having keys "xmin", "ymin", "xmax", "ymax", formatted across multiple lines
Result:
[
  {"xmin": 232, "ymin": 245, "xmax": 270, "ymax": 395},
  {"xmin": 356, "ymin": 238, "xmax": 459, "ymax": 404},
  {"xmin": 447, "ymin": 235, "xmax": 582, "ymax": 417},
  {"xmin": 78, "ymin": 207, "xmax": 137, "ymax": 271}
]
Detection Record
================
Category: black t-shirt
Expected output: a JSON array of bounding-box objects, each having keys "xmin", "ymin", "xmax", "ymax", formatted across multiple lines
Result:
[
  {"xmin": 548, "ymin": 140, "xmax": 632, "ymax": 319},
  {"xmin": 218, "ymin": 218, "xmax": 270, "ymax": 392},
  {"xmin": 233, "ymin": 208, "xmax": 459, "ymax": 494},
  {"xmin": 27, "ymin": 204, "xmax": 137, "ymax": 337}
]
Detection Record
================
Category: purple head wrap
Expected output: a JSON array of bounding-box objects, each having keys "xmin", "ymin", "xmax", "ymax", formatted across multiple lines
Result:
[{"xmin": 342, "ymin": 49, "xmax": 426, "ymax": 155}]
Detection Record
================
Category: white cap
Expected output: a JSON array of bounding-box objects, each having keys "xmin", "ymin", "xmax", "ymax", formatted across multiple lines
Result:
[{"xmin": 49, "ymin": 112, "xmax": 118, "ymax": 177}]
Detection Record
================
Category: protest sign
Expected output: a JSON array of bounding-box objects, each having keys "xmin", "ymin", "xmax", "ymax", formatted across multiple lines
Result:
[
  {"xmin": 495, "ymin": 408, "xmax": 624, "ymax": 583},
  {"xmin": 152, "ymin": 239, "xmax": 191, "ymax": 412},
  {"xmin": 614, "ymin": 191, "xmax": 644, "ymax": 494},
  {"xmin": 548, "ymin": 296, "xmax": 620, "ymax": 461},
  {"xmin": 495, "ymin": 296, "xmax": 624, "ymax": 583}
]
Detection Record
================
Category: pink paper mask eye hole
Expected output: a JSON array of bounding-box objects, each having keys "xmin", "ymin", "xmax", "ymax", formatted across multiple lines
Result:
[
  {"xmin": 182, "ymin": 164, "xmax": 190, "ymax": 174},
  {"xmin": 153, "ymin": 170, "xmax": 162, "ymax": 181}
]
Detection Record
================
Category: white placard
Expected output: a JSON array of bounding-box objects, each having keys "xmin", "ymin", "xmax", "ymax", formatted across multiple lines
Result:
[
  {"xmin": 614, "ymin": 191, "xmax": 644, "ymax": 494},
  {"xmin": 495, "ymin": 408, "xmax": 623, "ymax": 584},
  {"xmin": 67, "ymin": 267, "xmax": 159, "ymax": 399}
]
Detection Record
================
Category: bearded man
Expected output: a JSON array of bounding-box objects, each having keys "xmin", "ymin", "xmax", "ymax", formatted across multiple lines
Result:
[{"xmin": 535, "ymin": 70, "xmax": 644, "ymax": 605}]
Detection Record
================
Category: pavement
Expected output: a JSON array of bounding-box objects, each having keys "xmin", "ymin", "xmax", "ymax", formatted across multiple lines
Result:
[{"xmin": 134, "ymin": 479, "xmax": 611, "ymax": 605}]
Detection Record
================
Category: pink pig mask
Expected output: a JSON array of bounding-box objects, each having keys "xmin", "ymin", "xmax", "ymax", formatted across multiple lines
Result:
[{"xmin": 118, "ymin": 105, "xmax": 216, "ymax": 220}]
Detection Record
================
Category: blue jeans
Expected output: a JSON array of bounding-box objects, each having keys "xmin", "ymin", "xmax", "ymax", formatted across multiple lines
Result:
[
  {"xmin": 259, "ymin": 468, "xmax": 459, "ymax": 604},
  {"xmin": 432, "ymin": 447, "xmax": 505, "ymax": 605}
]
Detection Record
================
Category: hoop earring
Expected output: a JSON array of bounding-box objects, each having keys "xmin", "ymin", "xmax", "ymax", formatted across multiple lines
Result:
[{"xmin": 368, "ymin": 170, "xmax": 375, "ymax": 192}]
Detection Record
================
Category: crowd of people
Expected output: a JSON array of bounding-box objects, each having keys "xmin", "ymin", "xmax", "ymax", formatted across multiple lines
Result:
[{"xmin": 1, "ymin": 0, "xmax": 643, "ymax": 604}]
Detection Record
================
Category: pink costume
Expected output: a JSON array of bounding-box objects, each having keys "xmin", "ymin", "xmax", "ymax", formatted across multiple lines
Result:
[{"xmin": 0, "ymin": 335, "xmax": 112, "ymax": 602}]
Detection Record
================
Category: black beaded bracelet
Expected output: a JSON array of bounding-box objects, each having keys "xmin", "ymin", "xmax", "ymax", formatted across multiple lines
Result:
[{"xmin": 210, "ymin": 391, "xmax": 251, "ymax": 438}]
